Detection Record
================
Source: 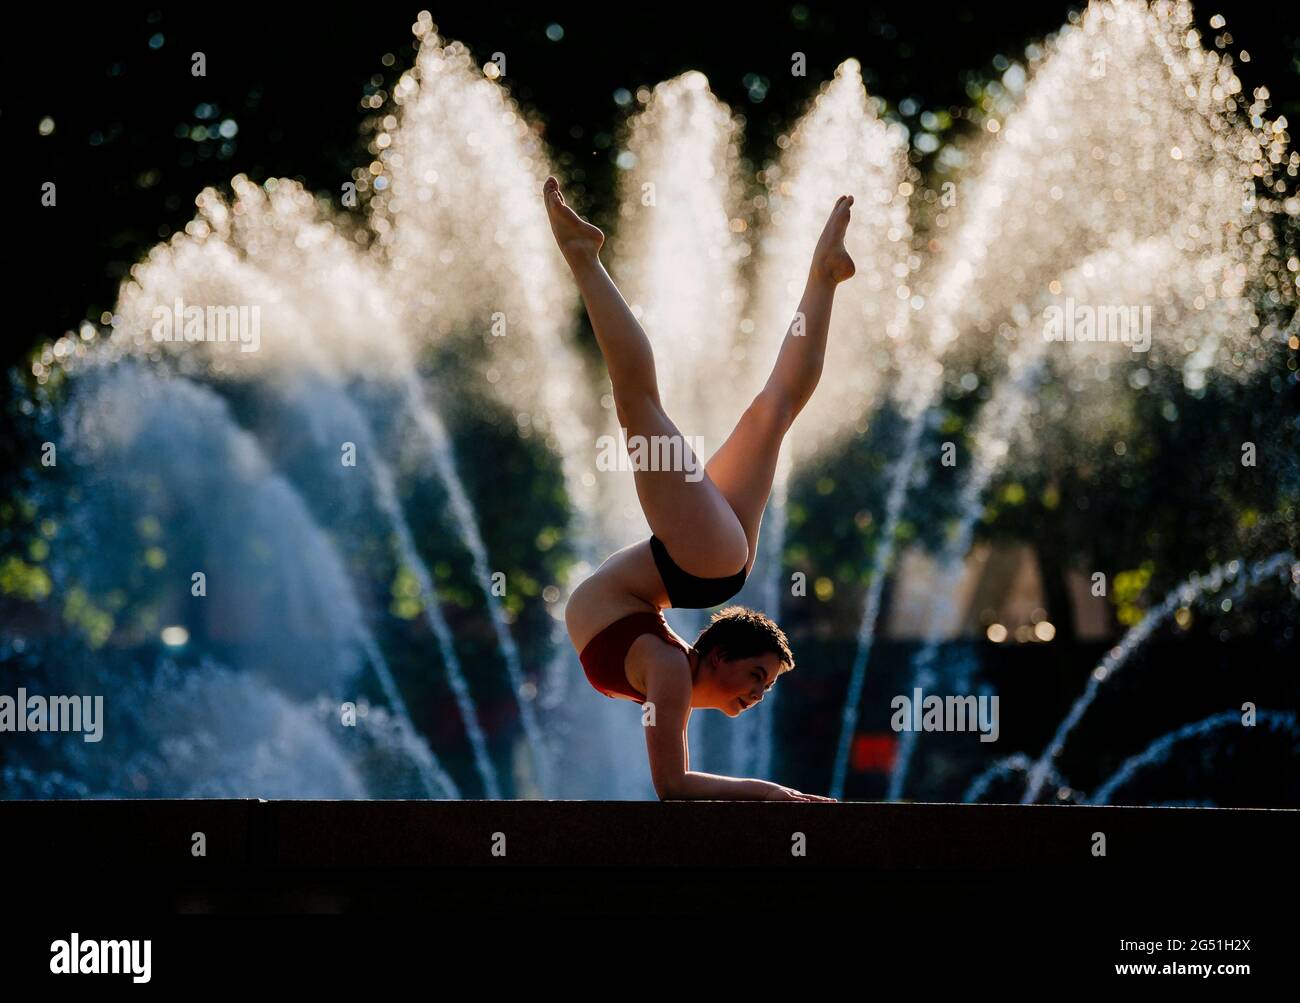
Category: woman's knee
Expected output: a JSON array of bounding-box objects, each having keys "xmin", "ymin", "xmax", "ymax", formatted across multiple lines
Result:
[
  {"xmin": 613, "ymin": 391, "xmax": 664, "ymax": 431},
  {"xmin": 749, "ymin": 388, "xmax": 796, "ymax": 435}
]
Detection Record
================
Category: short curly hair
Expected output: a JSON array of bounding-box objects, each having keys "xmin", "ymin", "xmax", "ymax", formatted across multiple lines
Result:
[{"xmin": 692, "ymin": 605, "xmax": 794, "ymax": 671}]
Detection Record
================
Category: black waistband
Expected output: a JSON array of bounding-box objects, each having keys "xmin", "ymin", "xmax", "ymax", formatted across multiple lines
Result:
[{"xmin": 648, "ymin": 534, "xmax": 747, "ymax": 609}]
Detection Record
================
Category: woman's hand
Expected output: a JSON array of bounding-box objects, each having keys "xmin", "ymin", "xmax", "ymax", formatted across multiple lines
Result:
[{"xmin": 763, "ymin": 783, "xmax": 838, "ymax": 802}]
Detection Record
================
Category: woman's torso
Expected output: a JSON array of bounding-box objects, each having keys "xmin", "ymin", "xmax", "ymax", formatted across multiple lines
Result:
[
  {"xmin": 566, "ymin": 534, "xmax": 755, "ymax": 699},
  {"xmin": 565, "ymin": 539, "xmax": 669, "ymax": 654},
  {"xmin": 578, "ymin": 610, "xmax": 693, "ymax": 701}
]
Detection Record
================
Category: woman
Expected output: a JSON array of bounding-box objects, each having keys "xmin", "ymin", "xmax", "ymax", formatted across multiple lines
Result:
[{"xmin": 547, "ymin": 176, "xmax": 853, "ymax": 802}]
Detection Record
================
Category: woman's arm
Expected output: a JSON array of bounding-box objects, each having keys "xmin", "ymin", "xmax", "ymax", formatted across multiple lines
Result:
[
  {"xmin": 637, "ymin": 640, "xmax": 835, "ymax": 802},
  {"xmin": 637, "ymin": 640, "xmax": 693, "ymax": 798},
  {"xmin": 667, "ymin": 771, "xmax": 797, "ymax": 801}
]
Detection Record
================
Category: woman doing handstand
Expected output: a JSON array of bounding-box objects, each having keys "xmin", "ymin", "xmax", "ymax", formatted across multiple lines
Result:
[{"xmin": 547, "ymin": 176, "xmax": 854, "ymax": 802}]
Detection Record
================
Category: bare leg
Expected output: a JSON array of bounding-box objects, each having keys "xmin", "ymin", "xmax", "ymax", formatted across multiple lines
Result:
[
  {"xmin": 706, "ymin": 195, "xmax": 856, "ymax": 567},
  {"xmin": 544, "ymin": 177, "xmax": 748, "ymax": 576}
]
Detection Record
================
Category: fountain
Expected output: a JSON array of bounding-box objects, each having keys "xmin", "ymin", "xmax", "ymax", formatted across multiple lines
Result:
[
  {"xmin": 1088, "ymin": 709, "xmax": 1299, "ymax": 804},
  {"xmin": 1022, "ymin": 551, "xmax": 1298, "ymax": 803},
  {"xmin": 871, "ymin": 0, "xmax": 1290, "ymax": 800},
  {"xmin": 3, "ymin": 1, "xmax": 1295, "ymax": 806},
  {"xmin": 44, "ymin": 362, "xmax": 456, "ymax": 798}
]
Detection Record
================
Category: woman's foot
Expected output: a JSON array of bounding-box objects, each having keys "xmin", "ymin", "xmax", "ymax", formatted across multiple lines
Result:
[
  {"xmin": 544, "ymin": 176, "xmax": 604, "ymax": 266},
  {"xmin": 811, "ymin": 195, "xmax": 856, "ymax": 284}
]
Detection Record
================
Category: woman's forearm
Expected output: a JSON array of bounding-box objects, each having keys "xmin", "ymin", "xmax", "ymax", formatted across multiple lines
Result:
[{"xmin": 665, "ymin": 771, "xmax": 780, "ymax": 801}]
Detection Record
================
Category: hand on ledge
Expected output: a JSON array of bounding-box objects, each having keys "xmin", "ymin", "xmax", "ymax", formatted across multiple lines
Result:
[{"xmin": 762, "ymin": 784, "xmax": 838, "ymax": 803}]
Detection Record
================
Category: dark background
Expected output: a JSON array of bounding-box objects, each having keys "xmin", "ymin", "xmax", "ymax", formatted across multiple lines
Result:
[{"xmin": 7, "ymin": 1, "xmax": 1299, "ymax": 374}]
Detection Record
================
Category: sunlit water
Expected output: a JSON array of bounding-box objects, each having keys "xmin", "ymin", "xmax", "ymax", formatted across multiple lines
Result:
[
  {"xmin": 876, "ymin": 0, "xmax": 1294, "ymax": 799},
  {"xmin": 1089, "ymin": 709, "xmax": 1299, "ymax": 804},
  {"xmin": 1021, "ymin": 551, "xmax": 1298, "ymax": 803},
  {"xmin": 6, "ymin": 1, "xmax": 1296, "ymax": 802}
]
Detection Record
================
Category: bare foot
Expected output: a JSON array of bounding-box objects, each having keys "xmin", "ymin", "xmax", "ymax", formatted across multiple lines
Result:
[
  {"xmin": 543, "ymin": 176, "xmax": 604, "ymax": 266},
  {"xmin": 812, "ymin": 194, "xmax": 856, "ymax": 284}
]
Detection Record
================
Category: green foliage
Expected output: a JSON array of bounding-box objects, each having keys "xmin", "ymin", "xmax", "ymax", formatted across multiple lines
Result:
[{"xmin": 0, "ymin": 556, "xmax": 51, "ymax": 602}]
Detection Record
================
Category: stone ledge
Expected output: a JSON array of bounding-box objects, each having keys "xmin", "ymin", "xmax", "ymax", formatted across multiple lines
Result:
[{"xmin": 3, "ymin": 799, "xmax": 1295, "ymax": 871}]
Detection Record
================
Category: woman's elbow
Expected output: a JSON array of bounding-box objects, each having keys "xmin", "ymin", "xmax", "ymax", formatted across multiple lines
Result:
[{"xmin": 655, "ymin": 774, "xmax": 689, "ymax": 801}]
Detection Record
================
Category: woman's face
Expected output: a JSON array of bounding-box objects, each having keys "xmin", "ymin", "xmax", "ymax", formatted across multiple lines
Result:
[{"xmin": 708, "ymin": 649, "xmax": 784, "ymax": 716}]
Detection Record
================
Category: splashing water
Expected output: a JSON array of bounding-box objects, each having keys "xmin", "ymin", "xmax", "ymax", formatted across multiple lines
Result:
[
  {"xmin": 49, "ymin": 364, "xmax": 452, "ymax": 798},
  {"xmin": 8, "ymin": 1, "xmax": 1295, "ymax": 803},
  {"xmin": 737, "ymin": 467, "xmax": 789, "ymax": 778},
  {"xmin": 23, "ymin": 162, "xmax": 535, "ymax": 797},
  {"xmin": 373, "ymin": 26, "xmax": 599, "ymax": 530},
  {"xmin": 113, "ymin": 179, "xmax": 519, "ymax": 796},
  {"xmin": 369, "ymin": 26, "xmax": 642, "ymax": 797},
  {"xmin": 876, "ymin": 0, "xmax": 1290, "ymax": 801},
  {"xmin": 962, "ymin": 754, "xmax": 1038, "ymax": 803},
  {"xmin": 274, "ymin": 376, "xmax": 504, "ymax": 797},
  {"xmin": 608, "ymin": 71, "xmax": 747, "ymax": 521},
  {"xmin": 1088, "ymin": 709, "xmax": 1300, "ymax": 804},
  {"xmin": 1022, "ymin": 551, "xmax": 1298, "ymax": 804},
  {"xmin": 750, "ymin": 59, "xmax": 915, "ymax": 454},
  {"xmin": 355, "ymin": 636, "xmax": 460, "ymax": 799},
  {"xmin": 887, "ymin": 239, "xmax": 1207, "ymax": 799}
]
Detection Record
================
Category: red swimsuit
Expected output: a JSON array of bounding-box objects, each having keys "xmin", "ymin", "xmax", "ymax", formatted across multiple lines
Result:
[{"xmin": 579, "ymin": 611, "xmax": 691, "ymax": 703}]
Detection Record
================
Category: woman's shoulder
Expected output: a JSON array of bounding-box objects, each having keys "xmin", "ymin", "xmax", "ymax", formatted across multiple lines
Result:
[{"xmin": 625, "ymin": 629, "xmax": 692, "ymax": 700}]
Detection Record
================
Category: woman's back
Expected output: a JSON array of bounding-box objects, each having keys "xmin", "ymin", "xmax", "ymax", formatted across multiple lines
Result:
[{"xmin": 563, "ymin": 539, "xmax": 666, "ymax": 652}]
